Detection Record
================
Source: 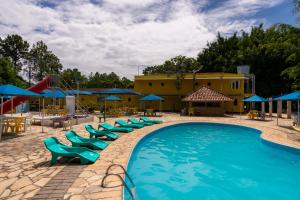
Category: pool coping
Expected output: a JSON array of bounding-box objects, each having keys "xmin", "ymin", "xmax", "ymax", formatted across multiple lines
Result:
[
  {"xmin": 122, "ymin": 120, "xmax": 300, "ymax": 200},
  {"xmin": 62, "ymin": 116, "xmax": 300, "ymax": 200}
]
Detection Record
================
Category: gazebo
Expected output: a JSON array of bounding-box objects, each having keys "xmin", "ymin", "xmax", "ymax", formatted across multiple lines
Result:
[
  {"xmin": 182, "ymin": 86, "xmax": 233, "ymax": 116},
  {"xmin": 99, "ymin": 95, "xmax": 123, "ymax": 121},
  {"xmin": 139, "ymin": 94, "xmax": 164, "ymax": 116}
]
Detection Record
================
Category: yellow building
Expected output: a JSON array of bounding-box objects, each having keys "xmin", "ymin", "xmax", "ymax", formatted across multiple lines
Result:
[{"xmin": 133, "ymin": 72, "xmax": 254, "ymax": 113}]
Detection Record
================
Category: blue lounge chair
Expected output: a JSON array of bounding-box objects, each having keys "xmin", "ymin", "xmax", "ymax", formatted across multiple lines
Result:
[
  {"xmin": 128, "ymin": 118, "xmax": 153, "ymax": 126},
  {"xmin": 44, "ymin": 137, "xmax": 100, "ymax": 165},
  {"xmin": 66, "ymin": 130, "xmax": 108, "ymax": 150},
  {"xmin": 98, "ymin": 123, "xmax": 133, "ymax": 133},
  {"xmin": 115, "ymin": 120, "xmax": 144, "ymax": 129},
  {"xmin": 85, "ymin": 124, "xmax": 119, "ymax": 140},
  {"xmin": 140, "ymin": 117, "xmax": 163, "ymax": 124}
]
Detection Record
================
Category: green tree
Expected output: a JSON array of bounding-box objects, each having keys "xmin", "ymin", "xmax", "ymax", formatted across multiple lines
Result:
[
  {"xmin": 143, "ymin": 56, "xmax": 199, "ymax": 75},
  {"xmin": 60, "ymin": 68, "xmax": 87, "ymax": 88},
  {"xmin": 29, "ymin": 41, "xmax": 63, "ymax": 81},
  {"xmin": 0, "ymin": 34, "xmax": 29, "ymax": 72},
  {"xmin": 197, "ymin": 24, "xmax": 300, "ymax": 96},
  {"xmin": 120, "ymin": 77, "xmax": 133, "ymax": 88},
  {"xmin": 198, "ymin": 32, "xmax": 241, "ymax": 72},
  {"xmin": 0, "ymin": 57, "xmax": 27, "ymax": 87},
  {"xmin": 85, "ymin": 72, "xmax": 133, "ymax": 88}
]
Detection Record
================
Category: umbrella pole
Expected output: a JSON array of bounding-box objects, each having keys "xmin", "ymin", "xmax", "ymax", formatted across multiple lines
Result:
[
  {"xmin": 159, "ymin": 100, "xmax": 162, "ymax": 113},
  {"xmin": 104, "ymin": 100, "xmax": 106, "ymax": 122},
  {"xmin": 240, "ymin": 101, "xmax": 241, "ymax": 119},
  {"xmin": 39, "ymin": 98, "xmax": 41, "ymax": 115},
  {"xmin": 277, "ymin": 111, "xmax": 279, "ymax": 126},
  {"xmin": 42, "ymin": 98, "xmax": 44, "ymax": 133},
  {"xmin": 11, "ymin": 97, "xmax": 13, "ymax": 117},
  {"xmin": 0, "ymin": 96, "xmax": 3, "ymax": 141}
]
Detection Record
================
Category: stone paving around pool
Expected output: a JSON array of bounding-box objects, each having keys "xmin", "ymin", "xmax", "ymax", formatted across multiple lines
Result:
[{"xmin": 0, "ymin": 113, "xmax": 299, "ymax": 200}]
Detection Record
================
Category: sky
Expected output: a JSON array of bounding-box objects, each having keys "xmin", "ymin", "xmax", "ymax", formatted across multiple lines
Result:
[{"xmin": 0, "ymin": 0, "xmax": 298, "ymax": 79}]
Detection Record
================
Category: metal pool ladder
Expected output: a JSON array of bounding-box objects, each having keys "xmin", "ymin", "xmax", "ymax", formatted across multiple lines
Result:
[{"xmin": 101, "ymin": 164, "xmax": 136, "ymax": 200}]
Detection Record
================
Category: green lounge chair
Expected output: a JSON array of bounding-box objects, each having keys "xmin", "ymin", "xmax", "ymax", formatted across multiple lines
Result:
[
  {"xmin": 98, "ymin": 123, "xmax": 133, "ymax": 133},
  {"xmin": 44, "ymin": 137, "xmax": 100, "ymax": 165},
  {"xmin": 128, "ymin": 118, "xmax": 153, "ymax": 126},
  {"xmin": 115, "ymin": 119, "xmax": 144, "ymax": 129},
  {"xmin": 140, "ymin": 117, "xmax": 163, "ymax": 124},
  {"xmin": 85, "ymin": 124, "xmax": 119, "ymax": 140},
  {"xmin": 66, "ymin": 130, "xmax": 108, "ymax": 150}
]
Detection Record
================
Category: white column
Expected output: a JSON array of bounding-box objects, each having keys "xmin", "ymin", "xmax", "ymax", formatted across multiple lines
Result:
[
  {"xmin": 0, "ymin": 96, "xmax": 3, "ymax": 141},
  {"xmin": 277, "ymin": 100, "xmax": 282, "ymax": 118},
  {"xmin": 261, "ymin": 102, "xmax": 265, "ymax": 114},
  {"xmin": 287, "ymin": 101, "xmax": 292, "ymax": 119},
  {"xmin": 269, "ymin": 99, "xmax": 272, "ymax": 117}
]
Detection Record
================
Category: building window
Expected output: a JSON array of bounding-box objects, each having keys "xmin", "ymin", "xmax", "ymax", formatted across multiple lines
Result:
[
  {"xmin": 208, "ymin": 82, "xmax": 211, "ymax": 86},
  {"xmin": 148, "ymin": 82, "xmax": 152, "ymax": 86},
  {"xmin": 234, "ymin": 99, "xmax": 238, "ymax": 106},
  {"xmin": 161, "ymin": 82, "xmax": 164, "ymax": 86},
  {"xmin": 231, "ymin": 80, "xmax": 240, "ymax": 89},
  {"xmin": 235, "ymin": 81, "xmax": 239, "ymax": 89},
  {"xmin": 128, "ymin": 97, "xmax": 131, "ymax": 102}
]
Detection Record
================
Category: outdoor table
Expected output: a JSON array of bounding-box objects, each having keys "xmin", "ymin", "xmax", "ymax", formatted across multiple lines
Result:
[
  {"xmin": 51, "ymin": 116, "xmax": 69, "ymax": 128},
  {"xmin": 32, "ymin": 116, "xmax": 43, "ymax": 125},
  {"xmin": 32, "ymin": 115, "xmax": 59, "ymax": 126}
]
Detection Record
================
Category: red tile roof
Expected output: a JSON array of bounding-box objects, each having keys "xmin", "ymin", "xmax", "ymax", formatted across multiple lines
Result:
[{"xmin": 182, "ymin": 86, "xmax": 233, "ymax": 102}]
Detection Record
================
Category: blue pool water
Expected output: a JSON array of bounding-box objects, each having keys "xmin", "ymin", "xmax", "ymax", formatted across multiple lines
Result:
[{"xmin": 125, "ymin": 123, "xmax": 300, "ymax": 200}]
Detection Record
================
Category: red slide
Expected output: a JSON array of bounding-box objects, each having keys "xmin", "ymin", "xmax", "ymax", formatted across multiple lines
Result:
[{"xmin": 1, "ymin": 76, "xmax": 51, "ymax": 114}]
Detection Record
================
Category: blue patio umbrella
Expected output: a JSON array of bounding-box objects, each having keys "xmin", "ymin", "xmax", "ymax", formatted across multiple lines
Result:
[
  {"xmin": 274, "ymin": 91, "xmax": 300, "ymax": 125},
  {"xmin": 100, "ymin": 96, "xmax": 122, "ymax": 121},
  {"xmin": 242, "ymin": 95, "xmax": 267, "ymax": 102},
  {"xmin": 95, "ymin": 88, "xmax": 141, "ymax": 95},
  {"xmin": 0, "ymin": 84, "xmax": 40, "ymax": 97},
  {"xmin": 64, "ymin": 90, "xmax": 92, "ymax": 95},
  {"xmin": 40, "ymin": 89, "xmax": 67, "ymax": 133},
  {"xmin": 242, "ymin": 95, "xmax": 268, "ymax": 117},
  {"xmin": 40, "ymin": 89, "xmax": 66, "ymax": 99},
  {"xmin": 139, "ymin": 94, "xmax": 164, "ymax": 112},
  {"xmin": 0, "ymin": 84, "xmax": 40, "ymax": 140},
  {"xmin": 101, "ymin": 95, "xmax": 122, "ymax": 101},
  {"xmin": 274, "ymin": 91, "xmax": 300, "ymax": 101},
  {"xmin": 139, "ymin": 94, "xmax": 164, "ymax": 101}
]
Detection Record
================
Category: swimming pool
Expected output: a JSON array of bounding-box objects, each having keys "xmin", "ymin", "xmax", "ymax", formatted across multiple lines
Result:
[{"xmin": 125, "ymin": 123, "xmax": 300, "ymax": 200}]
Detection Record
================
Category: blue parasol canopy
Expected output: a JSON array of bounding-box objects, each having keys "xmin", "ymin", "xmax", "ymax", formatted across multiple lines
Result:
[
  {"xmin": 40, "ymin": 89, "xmax": 65, "ymax": 99},
  {"xmin": 101, "ymin": 95, "xmax": 122, "ymax": 101},
  {"xmin": 274, "ymin": 91, "xmax": 300, "ymax": 101},
  {"xmin": 242, "ymin": 95, "xmax": 267, "ymax": 102},
  {"xmin": 65, "ymin": 90, "xmax": 92, "ymax": 95},
  {"xmin": 94, "ymin": 88, "xmax": 141, "ymax": 95},
  {"xmin": 139, "ymin": 94, "xmax": 164, "ymax": 101},
  {"xmin": 0, "ymin": 84, "xmax": 40, "ymax": 96}
]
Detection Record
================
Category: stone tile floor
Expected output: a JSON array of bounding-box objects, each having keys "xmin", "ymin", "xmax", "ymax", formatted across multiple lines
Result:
[{"xmin": 0, "ymin": 113, "xmax": 299, "ymax": 200}]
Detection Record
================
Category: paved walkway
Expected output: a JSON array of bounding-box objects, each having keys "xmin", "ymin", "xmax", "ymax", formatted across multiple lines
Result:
[
  {"xmin": 0, "ymin": 114, "xmax": 299, "ymax": 199},
  {"xmin": 32, "ymin": 165, "xmax": 85, "ymax": 200}
]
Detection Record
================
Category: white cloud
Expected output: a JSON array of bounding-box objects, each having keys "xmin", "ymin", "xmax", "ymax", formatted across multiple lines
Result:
[{"xmin": 0, "ymin": 0, "xmax": 284, "ymax": 79}]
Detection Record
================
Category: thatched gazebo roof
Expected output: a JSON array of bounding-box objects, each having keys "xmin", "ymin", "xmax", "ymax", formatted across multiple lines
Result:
[{"xmin": 182, "ymin": 86, "xmax": 233, "ymax": 102}]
